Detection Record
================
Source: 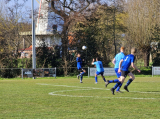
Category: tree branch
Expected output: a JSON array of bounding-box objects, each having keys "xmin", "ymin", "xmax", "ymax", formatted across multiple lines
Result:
[
  {"xmin": 50, "ymin": 0, "xmax": 68, "ymax": 19},
  {"xmin": 79, "ymin": 0, "xmax": 91, "ymax": 13}
]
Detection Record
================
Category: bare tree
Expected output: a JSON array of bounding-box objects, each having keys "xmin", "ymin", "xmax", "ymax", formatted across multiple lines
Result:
[
  {"xmin": 0, "ymin": 0, "xmax": 31, "ymax": 68},
  {"xmin": 44, "ymin": 0, "xmax": 100, "ymax": 75},
  {"xmin": 125, "ymin": 0, "xmax": 160, "ymax": 66}
]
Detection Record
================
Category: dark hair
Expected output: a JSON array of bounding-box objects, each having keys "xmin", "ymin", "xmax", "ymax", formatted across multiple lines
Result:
[{"xmin": 96, "ymin": 57, "xmax": 99, "ymax": 61}]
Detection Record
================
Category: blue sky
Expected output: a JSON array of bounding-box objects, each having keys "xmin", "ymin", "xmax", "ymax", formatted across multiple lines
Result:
[
  {"xmin": 5, "ymin": 0, "xmax": 39, "ymax": 11},
  {"xmin": 26, "ymin": 0, "xmax": 39, "ymax": 9},
  {"xmin": 4, "ymin": 0, "xmax": 40, "ymax": 22}
]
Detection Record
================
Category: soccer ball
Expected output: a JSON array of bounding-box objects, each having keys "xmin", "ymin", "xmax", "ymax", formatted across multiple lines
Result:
[{"xmin": 82, "ymin": 46, "xmax": 87, "ymax": 50}]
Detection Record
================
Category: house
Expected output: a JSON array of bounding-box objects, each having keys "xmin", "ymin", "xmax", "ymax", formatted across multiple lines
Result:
[
  {"xmin": 18, "ymin": 45, "xmax": 33, "ymax": 58},
  {"xmin": 19, "ymin": 0, "xmax": 62, "ymax": 53},
  {"xmin": 18, "ymin": 45, "xmax": 56, "ymax": 58}
]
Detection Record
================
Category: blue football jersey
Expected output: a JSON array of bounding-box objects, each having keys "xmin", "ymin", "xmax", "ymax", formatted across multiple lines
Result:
[
  {"xmin": 121, "ymin": 54, "xmax": 135, "ymax": 71},
  {"xmin": 76, "ymin": 57, "xmax": 82, "ymax": 69},
  {"xmin": 94, "ymin": 61, "xmax": 104, "ymax": 72},
  {"xmin": 114, "ymin": 52, "xmax": 125, "ymax": 68}
]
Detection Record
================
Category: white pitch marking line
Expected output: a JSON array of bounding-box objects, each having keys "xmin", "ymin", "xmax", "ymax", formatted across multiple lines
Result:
[
  {"xmin": 48, "ymin": 89, "xmax": 158, "ymax": 100},
  {"xmin": 37, "ymin": 83, "xmax": 160, "ymax": 94},
  {"xmin": 36, "ymin": 83, "xmax": 105, "ymax": 90},
  {"xmin": 36, "ymin": 83, "xmax": 160, "ymax": 100}
]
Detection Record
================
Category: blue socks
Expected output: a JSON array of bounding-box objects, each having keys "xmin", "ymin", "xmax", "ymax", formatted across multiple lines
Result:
[
  {"xmin": 95, "ymin": 77, "xmax": 98, "ymax": 83},
  {"xmin": 113, "ymin": 81, "xmax": 122, "ymax": 90},
  {"xmin": 109, "ymin": 79, "xmax": 119, "ymax": 83},
  {"xmin": 80, "ymin": 76, "xmax": 83, "ymax": 82},
  {"xmin": 125, "ymin": 78, "xmax": 133, "ymax": 86},
  {"xmin": 80, "ymin": 72, "xmax": 85, "ymax": 76},
  {"xmin": 108, "ymin": 79, "xmax": 122, "ymax": 91},
  {"xmin": 112, "ymin": 79, "xmax": 133, "ymax": 91},
  {"xmin": 79, "ymin": 72, "xmax": 85, "ymax": 82},
  {"xmin": 95, "ymin": 77, "xmax": 106, "ymax": 83},
  {"xmin": 116, "ymin": 83, "xmax": 122, "ymax": 91},
  {"xmin": 103, "ymin": 78, "xmax": 106, "ymax": 82}
]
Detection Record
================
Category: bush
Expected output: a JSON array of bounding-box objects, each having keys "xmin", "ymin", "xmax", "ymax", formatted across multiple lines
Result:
[
  {"xmin": 0, "ymin": 53, "xmax": 21, "ymax": 78},
  {"xmin": 131, "ymin": 66, "xmax": 152, "ymax": 75},
  {"xmin": 152, "ymin": 53, "xmax": 160, "ymax": 66},
  {"xmin": 0, "ymin": 69, "xmax": 21, "ymax": 78}
]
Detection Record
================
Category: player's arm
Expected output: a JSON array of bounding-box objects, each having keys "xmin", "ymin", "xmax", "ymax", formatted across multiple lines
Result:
[
  {"xmin": 112, "ymin": 58, "xmax": 116, "ymax": 65},
  {"xmin": 91, "ymin": 58, "xmax": 95, "ymax": 65},
  {"xmin": 118, "ymin": 59, "xmax": 123, "ymax": 73},
  {"xmin": 131, "ymin": 63, "xmax": 141, "ymax": 73},
  {"xmin": 131, "ymin": 56, "xmax": 141, "ymax": 73}
]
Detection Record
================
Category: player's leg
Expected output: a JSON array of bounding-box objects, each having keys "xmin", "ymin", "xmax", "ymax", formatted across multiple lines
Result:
[
  {"xmin": 77, "ymin": 69, "xmax": 80, "ymax": 79},
  {"xmin": 124, "ymin": 72, "xmax": 135, "ymax": 92},
  {"xmin": 77, "ymin": 69, "xmax": 86, "ymax": 80},
  {"xmin": 116, "ymin": 82, "xmax": 122, "ymax": 93},
  {"xmin": 95, "ymin": 71, "xmax": 99, "ymax": 84},
  {"xmin": 110, "ymin": 77, "xmax": 124, "ymax": 95},
  {"xmin": 100, "ymin": 72, "xmax": 106, "ymax": 83},
  {"xmin": 110, "ymin": 71, "xmax": 126, "ymax": 95},
  {"xmin": 105, "ymin": 68, "xmax": 120, "ymax": 87},
  {"xmin": 108, "ymin": 79, "xmax": 119, "ymax": 83},
  {"xmin": 116, "ymin": 71, "xmax": 123, "ymax": 92},
  {"xmin": 80, "ymin": 69, "xmax": 86, "ymax": 83},
  {"xmin": 80, "ymin": 75, "xmax": 83, "ymax": 83},
  {"xmin": 79, "ymin": 69, "xmax": 86, "ymax": 76}
]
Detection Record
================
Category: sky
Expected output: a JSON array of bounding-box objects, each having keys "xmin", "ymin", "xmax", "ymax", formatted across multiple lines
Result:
[
  {"xmin": 3, "ymin": 0, "xmax": 40, "ymax": 22},
  {"xmin": 26, "ymin": 0, "xmax": 39, "ymax": 9},
  {"xmin": 5, "ymin": 0, "xmax": 39, "ymax": 12}
]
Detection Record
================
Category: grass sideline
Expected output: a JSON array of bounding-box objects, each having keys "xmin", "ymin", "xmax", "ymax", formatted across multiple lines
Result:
[{"xmin": 1, "ymin": 77, "xmax": 160, "ymax": 119}]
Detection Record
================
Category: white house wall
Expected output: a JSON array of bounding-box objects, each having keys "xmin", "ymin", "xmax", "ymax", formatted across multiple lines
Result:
[
  {"xmin": 36, "ymin": 0, "xmax": 61, "ymax": 34},
  {"xmin": 35, "ymin": 36, "xmax": 62, "ymax": 47},
  {"xmin": 35, "ymin": 0, "xmax": 62, "ymax": 48}
]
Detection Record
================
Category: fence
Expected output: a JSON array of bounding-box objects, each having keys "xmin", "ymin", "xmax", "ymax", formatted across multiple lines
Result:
[
  {"xmin": 0, "ymin": 68, "xmax": 56, "ymax": 79},
  {"xmin": 0, "ymin": 66, "xmax": 158, "ymax": 79},
  {"xmin": 0, "ymin": 67, "xmax": 116, "ymax": 79},
  {"xmin": 22, "ymin": 68, "xmax": 56, "ymax": 79},
  {"xmin": 152, "ymin": 66, "xmax": 160, "ymax": 77}
]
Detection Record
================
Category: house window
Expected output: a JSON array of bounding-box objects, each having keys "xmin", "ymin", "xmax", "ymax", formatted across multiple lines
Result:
[{"xmin": 52, "ymin": 25, "xmax": 57, "ymax": 33}]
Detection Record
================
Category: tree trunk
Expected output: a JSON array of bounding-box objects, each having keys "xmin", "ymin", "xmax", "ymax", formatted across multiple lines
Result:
[
  {"xmin": 61, "ymin": 21, "xmax": 69, "ymax": 60},
  {"xmin": 143, "ymin": 47, "xmax": 151, "ymax": 67},
  {"xmin": 144, "ymin": 51, "xmax": 150, "ymax": 66},
  {"xmin": 61, "ymin": 22, "xmax": 70, "ymax": 76}
]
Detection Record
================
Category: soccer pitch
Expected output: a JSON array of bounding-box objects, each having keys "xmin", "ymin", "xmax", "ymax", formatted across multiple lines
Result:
[{"xmin": 0, "ymin": 77, "xmax": 160, "ymax": 119}]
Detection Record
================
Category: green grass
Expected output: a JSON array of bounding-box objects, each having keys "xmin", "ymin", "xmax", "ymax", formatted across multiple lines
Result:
[{"xmin": 1, "ymin": 77, "xmax": 160, "ymax": 119}]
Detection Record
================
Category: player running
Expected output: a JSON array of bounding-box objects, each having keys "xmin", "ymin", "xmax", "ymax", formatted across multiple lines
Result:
[
  {"xmin": 76, "ymin": 53, "xmax": 86, "ymax": 83},
  {"xmin": 105, "ymin": 47, "xmax": 125, "ymax": 92},
  {"xmin": 91, "ymin": 57, "xmax": 107, "ymax": 84},
  {"xmin": 110, "ymin": 48, "xmax": 141, "ymax": 95}
]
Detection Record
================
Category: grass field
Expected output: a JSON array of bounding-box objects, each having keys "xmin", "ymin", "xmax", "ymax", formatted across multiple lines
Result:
[{"xmin": 1, "ymin": 76, "xmax": 160, "ymax": 119}]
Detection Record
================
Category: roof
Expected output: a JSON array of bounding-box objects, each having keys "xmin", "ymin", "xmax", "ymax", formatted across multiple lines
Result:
[{"xmin": 19, "ymin": 45, "xmax": 32, "ymax": 51}]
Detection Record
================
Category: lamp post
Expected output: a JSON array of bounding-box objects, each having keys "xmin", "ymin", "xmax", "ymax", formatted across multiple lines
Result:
[{"xmin": 32, "ymin": 0, "xmax": 36, "ymax": 79}]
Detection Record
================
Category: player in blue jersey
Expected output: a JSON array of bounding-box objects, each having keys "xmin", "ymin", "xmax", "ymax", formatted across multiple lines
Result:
[
  {"xmin": 76, "ymin": 53, "xmax": 86, "ymax": 83},
  {"xmin": 105, "ymin": 47, "xmax": 125, "ymax": 92},
  {"xmin": 110, "ymin": 48, "xmax": 141, "ymax": 95},
  {"xmin": 92, "ymin": 57, "xmax": 107, "ymax": 84}
]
